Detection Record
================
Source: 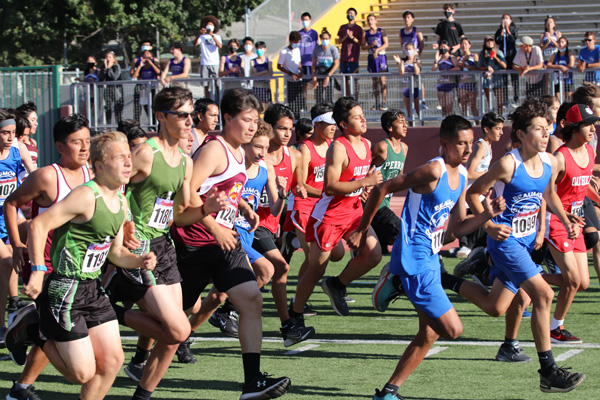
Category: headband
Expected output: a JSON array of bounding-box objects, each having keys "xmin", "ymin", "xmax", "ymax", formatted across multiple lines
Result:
[{"xmin": 0, "ymin": 119, "xmax": 16, "ymax": 129}]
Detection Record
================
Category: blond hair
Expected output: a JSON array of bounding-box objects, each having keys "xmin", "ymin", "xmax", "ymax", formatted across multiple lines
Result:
[{"xmin": 90, "ymin": 131, "xmax": 128, "ymax": 172}]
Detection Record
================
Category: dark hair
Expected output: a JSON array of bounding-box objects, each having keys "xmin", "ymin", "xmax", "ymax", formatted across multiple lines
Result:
[
  {"xmin": 367, "ymin": 13, "xmax": 377, "ymax": 20},
  {"xmin": 53, "ymin": 114, "xmax": 89, "ymax": 143},
  {"xmin": 541, "ymin": 94, "xmax": 559, "ymax": 108},
  {"xmin": 509, "ymin": 97, "xmax": 548, "ymax": 144},
  {"xmin": 264, "ymin": 103, "xmax": 295, "ymax": 128},
  {"xmin": 242, "ymin": 36, "xmax": 254, "ymax": 44},
  {"xmin": 481, "ymin": 112, "xmax": 505, "ymax": 130},
  {"xmin": 403, "ymin": 11, "xmax": 415, "ymax": 19},
  {"xmin": 347, "ymin": 7, "xmax": 357, "ymax": 15},
  {"xmin": 320, "ymin": 27, "xmax": 331, "ymax": 39},
  {"xmin": 0, "ymin": 109, "xmax": 14, "ymax": 126},
  {"xmin": 118, "ymin": 119, "xmax": 147, "ymax": 143},
  {"xmin": 16, "ymin": 101, "xmax": 37, "ymax": 119},
  {"xmin": 170, "ymin": 41, "xmax": 183, "ymax": 50},
  {"xmin": 333, "ymin": 97, "xmax": 360, "ymax": 131},
  {"xmin": 194, "ymin": 98, "xmax": 218, "ymax": 125},
  {"xmin": 440, "ymin": 115, "xmax": 472, "ymax": 141},
  {"xmin": 301, "ymin": 12, "xmax": 312, "ymax": 20},
  {"xmin": 443, "ymin": 3, "xmax": 455, "ymax": 10},
  {"xmin": 572, "ymin": 82, "xmax": 600, "ymax": 108},
  {"xmin": 585, "ymin": 31, "xmax": 596, "ymax": 39},
  {"xmin": 544, "ymin": 16, "xmax": 556, "ymax": 33},
  {"xmin": 153, "ymin": 87, "xmax": 194, "ymax": 114},
  {"xmin": 201, "ymin": 15, "xmax": 220, "ymax": 33},
  {"xmin": 255, "ymin": 41, "xmax": 266, "ymax": 48},
  {"xmin": 220, "ymin": 89, "xmax": 262, "ymax": 126},
  {"xmin": 289, "ymin": 31, "xmax": 302, "ymax": 42},
  {"xmin": 228, "ymin": 38, "xmax": 240, "ymax": 47},
  {"xmin": 15, "ymin": 112, "xmax": 31, "ymax": 138},
  {"xmin": 295, "ymin": 118, "xmax": 313, "ymax": 141},
  {"xmin": 381, "ymin": 109, "xmax": 406, "ymax": 135},
  {"xmin": 311, "ymin": 102, "xmax": 334, "ymax": 120},
  {"xmin": 561, "ymin": 121, "xmax": 587, "ymax": 143},
  {"xmin": 557, "ymin": 101, "xmax": 575, "ymax": 128},
  {"xmin": 498, "ymin": 14, "xmax": 517, "ymax": 30}
]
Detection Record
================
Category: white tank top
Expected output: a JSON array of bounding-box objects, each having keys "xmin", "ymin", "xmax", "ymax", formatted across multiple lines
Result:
[{"xmin": 33, "ymin": 163, "xmax": 92, "ymax": 216}]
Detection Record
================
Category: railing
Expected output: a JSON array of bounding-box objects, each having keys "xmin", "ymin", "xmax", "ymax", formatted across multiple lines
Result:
[{"xmin": 70, "ymin": 68, "xmax": 600, "ymax": 131}]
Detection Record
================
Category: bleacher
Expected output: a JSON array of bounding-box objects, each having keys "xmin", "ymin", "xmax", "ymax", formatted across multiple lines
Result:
[{"xmin": 358, "ymin": 0, "xmax": 600, "ymax": 70}]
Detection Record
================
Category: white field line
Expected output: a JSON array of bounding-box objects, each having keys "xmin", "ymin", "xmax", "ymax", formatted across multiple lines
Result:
[
  {"xmin": 555, "ymin": 349, "xmax": 585, "ymax": 361},
  {"xmin": 425, "ymin": 346, "xmax": 448, "ymax": 357},
  {"xmin": 120, "ymin": 335, "xmax": 600, "ymax": 349},
  {"xmin": 283, "ymin": 344, "xmax": 320, "ymax": 355}
]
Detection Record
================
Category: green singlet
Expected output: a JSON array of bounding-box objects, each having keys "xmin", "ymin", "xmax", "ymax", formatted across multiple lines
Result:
[
  {"xmin": 379, "ymin": 139, "xmax": 405, "ymax": 209},
  {"xmin": 51, "ymin": 180, "xmax": 125, "ymax": 280}
]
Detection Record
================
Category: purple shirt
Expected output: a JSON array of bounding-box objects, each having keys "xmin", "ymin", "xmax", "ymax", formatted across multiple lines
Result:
[
  {"xmin": 299, "ymin": 28, "xmax": 319, "ymax": 66},
  {"xmin": 337, "ymin": 23, "xmax": 363, "ymax": 63}
]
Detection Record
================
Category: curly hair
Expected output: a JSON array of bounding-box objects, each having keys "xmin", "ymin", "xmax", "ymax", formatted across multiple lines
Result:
[
  {"xmin": 509, "ymin": 97, "xmax": 548, "ymax": 144},
  {"xmin": 201, "ymin": 15, "xmax": 220, "ymax": 34}
]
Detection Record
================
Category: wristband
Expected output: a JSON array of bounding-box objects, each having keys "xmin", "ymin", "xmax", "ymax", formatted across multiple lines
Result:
[
  {"xmin": 278, "ymin": 192, "xmax": 287, "ymax": 200},
  {"xmin": 31, "ymin": 264, "xmax": 48, "ymax": 272}
]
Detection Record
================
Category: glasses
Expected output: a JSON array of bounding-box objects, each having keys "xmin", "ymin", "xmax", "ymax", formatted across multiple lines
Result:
[
  {"xmin": 585, "ymin": 39, "xmax": 594, "ymax": 42},
  {"xmin": 161, "ymin": 111, "xmax": 198, "ymax": 120}
]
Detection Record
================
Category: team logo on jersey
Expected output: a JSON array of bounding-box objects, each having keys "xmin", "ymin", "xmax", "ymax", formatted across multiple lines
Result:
[
  {"xmin": 228, "ymin": 182, "xmax": 244, "ymax": 203},
  {"xmin": 510, "ymin": 199, "xmax": 540, "ymax": 238}
]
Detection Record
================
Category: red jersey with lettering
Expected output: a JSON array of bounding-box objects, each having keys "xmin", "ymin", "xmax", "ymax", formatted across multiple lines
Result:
[
  {"xmin": 294, "ymin": 139, "xmax": 331, "ymax": 214},
  {"xmin": 257, "ymin": 145, "xmax": 294, "ymax": 234},
  {"xmin": 171, "ymin": 135, "xmax": 247, "ymax": 247},
  {"xmin": 555, "ymin": 144, "xmax": 594, "ymax": 217},
  {"xmin": 311, "ymin": 135, "xmax": 371, "ymax": 224}
]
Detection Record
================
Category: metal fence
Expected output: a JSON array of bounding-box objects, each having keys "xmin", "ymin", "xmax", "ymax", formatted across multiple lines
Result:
[{"xmin": 70, "ymin": 68, "xmax": 600, "ymax": 131}]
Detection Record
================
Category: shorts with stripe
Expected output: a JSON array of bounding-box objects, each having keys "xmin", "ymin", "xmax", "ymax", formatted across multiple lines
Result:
[{"xmin": 305, "ymin": 215, "xmax": 360, "ymax": 252}]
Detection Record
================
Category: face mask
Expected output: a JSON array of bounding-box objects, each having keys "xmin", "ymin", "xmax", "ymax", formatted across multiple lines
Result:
[
  {"xmin": 206, "ymin": 25, "xmax": 214, "ymax": 32},
  {"xmin": 256, "ymin": 49, "xmax": 265, "ymax": 56},
  {"xmin": 244, "ymin": 44, "xmax": 253, "ymax": 52},
  {"xmin": 322, "ymin": 39, "xmax": 330, "ymax": 47},
  {"xmin": 347, "ymin": 14, "xmax": 355, "ymax": 21},
  {"xmin": 440, "ymin": 48, "xmax": 449, "ymax": 55},
  {"xmin": 292, "ymin": 43, "xmax": 300, "ymax": 49},
  {"xmin": 485, "ymin": 46, "xmax": 493, "ymax": 51},
  {"xmin": 444, "ymin": 11, "xmax": 453, "ymax": 18},
  {"xmin": 229, "ymin": 46, "xmax": 237, "ymax": 53},
  {"xmin": 302, "ymin": 20, "xmax": 310, "ymax": 28},
  {"xmin": 405, "ymin": 49, "xmax": 415, "ymax": 57}
]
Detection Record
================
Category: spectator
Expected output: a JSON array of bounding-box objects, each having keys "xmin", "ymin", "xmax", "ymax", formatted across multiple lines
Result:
[
  {"xmin": 98, "ymin": 51, "xmax": 123, "ymax": 124},
  {"xmin": 312, "ymin": 28, "xmax": 340, "ymax": 104},
  {"xmin": 512, "ymin": 36, "xmax": 544, "ymax": 97},
  {"xmin": 495, "ymin": 14, "xmax": 519, "ymax": 107},
  {"xmin": 83, "ymin": 56, "xmax": 100, "ymax": 82},
  {"xmin": 540, "ymin": 15, "xmax": 561, "ymax": 60},
  {"xmin": 194, "ymin": 15, "xmax": 223, "ymax": 98},
  {"xmin": 457, "ymin": 38, "xmax": 479, "ymax": 117},
  {"xmin": 400, "ymin": 11, "xmax": 427, "ymax": 110},
  {"xmin": 434, "ymin": 3, "xmax": 465, "ymax": 55},
  {"xmin": 547, "ymin": 37, "xmax": 575, "ymax": 100},
  {"xmin": 251, "ymin": 41, "xmax": 273, "ymax": 108},
  {"xmin": 362, "ymin": 14, "xmax": 389, "ymax": 111},
  {"xmin": 432, "ymin": 41, "xmax": 460, "ymax": 117},
  {"xmin": 219, "ymin": 39, "xmax": 244, "ymax": 91},
  {"xmin": 130, "ymin": 41, "xmax": 161, "ymax": 123},
  {"xmin": 394, "ymin": 43, "xmax": 421, "ymax": 120},
  {"xmin": 160, "ymin": 42, "xmax": 191, "ymax": 87},
  {"xmin": 240, "ymin": 36, "xmax": 257, "ymax": 90},
  {"xmin": 277, "ymin": 31, "xmax": 303, "ymax": 119},
  {"xmin": 336, "ymin": 7, "xmax": 363, "ymax": 97},
  {"xmin": 478, "ymin": 36, "xmax": 506, "ymax": 116},
  {"xmin": 577, "ymin": 32, "xmax": 600, "ymax": 85},
  {"xmin": 300, "ymin": 12, "xmax": 319, "ymax": 109}
]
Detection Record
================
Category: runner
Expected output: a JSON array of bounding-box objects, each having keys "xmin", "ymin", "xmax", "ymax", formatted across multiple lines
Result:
[
  {"xmin": 7, "ymin": 131, "xmax": 156, "ymax": 400},
  {"xmin": 191, "ymin": 98, "xmax": 219, "ymax": 155},
  {"xmin": 170, "ymin": 88, "xmax": 290, "ymax": 399}
]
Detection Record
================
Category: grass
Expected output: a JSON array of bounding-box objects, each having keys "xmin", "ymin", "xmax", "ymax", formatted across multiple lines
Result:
[{"xmin": 2, "ymin": 252, "xmax": 600, "ymax": 399}]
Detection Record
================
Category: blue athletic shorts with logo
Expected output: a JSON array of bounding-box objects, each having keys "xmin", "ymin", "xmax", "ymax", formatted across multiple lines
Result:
[
  {"xmin": 238, "ymin": 226, "xmax": 263, "ymax": 265},
  {"xmin": 487, "ymin": 236, "xmax": 543, "ymax": 294},
  {"xmin": 399, "ymin": 267, "xmax": 453, "ymax": 319}
]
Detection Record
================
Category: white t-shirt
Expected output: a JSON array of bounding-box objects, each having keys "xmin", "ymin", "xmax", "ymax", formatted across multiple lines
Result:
[
  {"xmin": 278, "ymin": 47, "xmax": 301, "ymax": 75},
  {"xmin": 199, "ymin": 34, "xmax": 222, "ymax": 66}
]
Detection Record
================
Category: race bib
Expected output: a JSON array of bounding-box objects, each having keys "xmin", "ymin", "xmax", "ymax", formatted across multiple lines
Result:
[
  {"xmin": 543, "ymin": 47, "xmax": 556, "ymax": 57},
  {"xmin": 431, "ymin": 228, "xmax": 444, "ymax": 254},
  {"xmin": 512, "ymin": 213, "xmax": 537, "ymax": 238},
  {"xmin": 346, "ymin": 187, "xmax": 363, "ymax": 197},
  {"xmin": 0, "ymin": 177, "xmax": 17, "ymax": 199},
  {"xmin": 81, "ymin": 241, "xmax": 112, "ymax": 274},
  {"xmin": 148, "ymin": 196, "xmax": 174, "ymax": 230},
  {"xmin": 215, "ymin": 205, "xmax": 237, "ymax": 228},
  {"xmin": 258, "ymin": 188, "xmax": 269, "ymax": 208},
  {"xmin": 314, "ymin": 165, "xmax": 325, "ymax": 182},
  {"xmin": 571, "ymin": 200, "xmax": 584, "ymax": 218}
]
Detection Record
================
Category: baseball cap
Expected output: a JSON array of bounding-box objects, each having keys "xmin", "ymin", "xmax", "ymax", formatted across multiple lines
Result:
[
  {"xmin": 516, "ymin": 36, "xmax": 534, "ymax": 46},
  {"xmin": 566, "ymin": 104, "xmax": 600, "ymax": 125},
  {"xmin": 312, "ymin": 111, "xmax": 336, "ymax": 126},
  {"xmin": 484, "ymin": 35, "xmax": 494, "ymax": 41}
]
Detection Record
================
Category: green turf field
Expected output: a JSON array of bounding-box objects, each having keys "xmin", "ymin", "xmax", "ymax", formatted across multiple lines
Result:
[{"xmin": 2, "ymin": 253, "xmax": 600, "ymax": 399}]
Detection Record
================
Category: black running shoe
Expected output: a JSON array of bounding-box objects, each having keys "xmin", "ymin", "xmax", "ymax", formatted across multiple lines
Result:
[
  {"xmin": 175, "ymin": 337, "xmax": 197, "ymax": 364},
  {"xmin": 124, "ymin": 358, "xmax": 146, "ymax": 382},
  {"xmin": 321, "ymin": 277, "xmax": 349, "ymax": 316},
  {"xmin": 6, "ymin": 297, "xmax": 30, "ymax": 314},
  {"xmin": 6, "ymin": 303, "xmax": 39, "ymax": 366},
  {"xmin": 0, "ymin": 325, "xmax": 6, "ymax": 349},
  {"xmin": 453, "ymin": 246, "xmax": 486, "ymax": 277},
  {"xmin": 539, "ymin": 364, "xmax": 586, "ymax": 393},
  {"xmin": 240, "ymin": 373, "xmax": 291, "ymax": 400},
  {"xmin": 280, "ymin": 319, "xmax": 315, "ymax": 347},
  {"xmin": 6, "ymin": 381, "xmax": 42, "ymax": 400},
  {"xmin": 209, "ymin": 308, "xmax": 239, "ymax": 338}
]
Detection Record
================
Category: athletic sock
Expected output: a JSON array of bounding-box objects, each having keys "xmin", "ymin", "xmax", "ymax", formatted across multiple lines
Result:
[
  {"xmin": 381, "ymin": 382, "xmax": 399, "ymax": 395},
  {"xmin": 112, "ymin": 304, "xmax": 127, "ymax": 325},
  {"xmin": 550, "ymin": 317, "xmax": 564, "ymax": 331},
  {"xmin": 440, "ymin": 272, "xmax": 464, "ymax": 293},
  {"xmin": 132, "ymin": 345, "xmax": 152, "ymax": 364},
  {"xmin": 538, "ymin": 350, "xmax": 555, "ymax": 376},
  {"xmin": 289, "ymin": 308, "xmax": 303, "ymax": 319},
  {"xmin": 15, "ymin": 383, "xmax": 30, "ymax": 390},
  {"xmin": 131, "ymin": 385, "xmax": 153, "ymax": 400},
  {"xmin": 330, "ymin": 276, "xmax": 346, "ymax": 291},
  {"xmin": 242, "ymin": 353, "xmax": 261, "ymax": 384},
  {"xmin": 504, "ymin": 337, "xmax": 518, "ymax": 347}
]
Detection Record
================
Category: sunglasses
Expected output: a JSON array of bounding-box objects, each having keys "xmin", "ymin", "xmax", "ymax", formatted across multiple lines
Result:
[
  {"xmin": 585, "ymin": 39, "xmax": 594, "ymax": 42},
  {"xmin": 161, "ymin": 110, "xmax": 198, "ymax": 120}
]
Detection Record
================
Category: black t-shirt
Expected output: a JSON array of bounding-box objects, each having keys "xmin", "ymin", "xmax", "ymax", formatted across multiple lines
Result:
[{"xmin": 435, "ymin": 20, "xmax": 464, "ymax": 48}]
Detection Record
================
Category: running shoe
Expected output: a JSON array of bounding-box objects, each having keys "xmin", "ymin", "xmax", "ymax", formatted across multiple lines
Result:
[
  {"xmin": 456, "ymin": 246, "xmax": 472, "ymax": 259},
  {"xmin": 209, "ymin": 307, "xmax": 239, "ymax": 338},
  {"xmin": 280, "ymin": 320, "xmax": 315, "ymax": 347},
  {"xmin": 379, "ymin": 102, "xmax": 389, "ymax": 111},
  {"xmin": 453, "ymin": 246, "xmax": 485, "ymax": 277},
  {"xmin": 495, "ymin": 342, "xmax": 532, "ymax": 363},
  {"xmin": 343, "ymin": 296, "xmax": 356, "ymax": 303},
  {"xmin": 6, "ymin": 303, "xmax": 38, "ymax": 366},
  {"xmin": 543, "ymin": 248, "xmax": 561, "ymax": 274},
  {"xmin": 522, "ymin": 308, "xmax": 532, "ymax": 318},
  {"xmin": 240, "ymin": 373, "xmax": 290, "ymax": 400},
  {"xmin": 6, "ymin": 382, "xmax": 42, "ymax": 400},
  {"xmin": 289, "ymin": 298, "xmax": 317, "ymax": 317},
  {"xmin": 539, "ymin": 364, "xmax": 586, "ymax": 393},
  {"xmin": 124, "ymin": 358, "xmax": 146, "ymax": 382},
  {"xmin": 321, "ymin": 277, "xmax": 349, "ymax": 316},
  {"xmin": 0, "ymin": 325, "xmax": 6, "ymax": 349},
  {"xmin": 372, "ymin": 263, "xmax": 403, "ymax": 312},
  {"xmin": 550, "ymin": 326, "xmax": 582, "ymax": 344},
  {"xmin": 6, "ymin": 297, "xmax": 30, "ymax": 314},
  {"xmin": 175, "ymin": 337, "xmax": 197, "ymax": 364},
  {"xmin": 373, "ymin": 389, "xmax": 405, "ymax": 399}
]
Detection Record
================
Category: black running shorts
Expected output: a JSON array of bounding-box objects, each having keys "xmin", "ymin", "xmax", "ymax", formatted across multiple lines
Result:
[{"xmin": 251, "ymin": 226, "xmax": 278, "ymax": 254}]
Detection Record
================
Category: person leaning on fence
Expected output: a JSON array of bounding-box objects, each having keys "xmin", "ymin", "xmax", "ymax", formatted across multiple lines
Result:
[
  {"xmin": 394, "ymin": 43, "xmax": 421, "ymax": 119},
  {"xmin": 457, "ymin": 37, "xmax": 479, "ymax": 118},
  {"xmin": 495, "ymin": 14, "xmax": 519, "ymax": 107},
  {"xmin": 478, "ymin": 36, "xmax": 506, "ymax": 116},
  {"xmin": 432, "ymin": 41, "xmax": 460, "ymax": 117},
  {"xmin": 547, "ymin": 37, "xmax": 575, "ymax": 100},
  {"xmin": 512, "ymin": 36, "xmax": 544, "ymax": 98},
  {"xmin": 131, "ymin": 41, "xmax": 161, "ymax": 124},
  {"xmin": 219, "ymin": 39, "xmax": 244, "ymax": 91},
  {"xmin": 312, "ymin": 28, "xmax": 340, "ymax": 105},
  {"xmin": 160, "ymin": 42, "xmax": 191, "ymax": 88},
  {"xmin": 300, "ymin": 12, "xmax": 319, "ymax": 110},
  {"xmin": 337, "ymin": 7, "xmax": 363, "ymax": 98},
  {"xmin": 98, "ymin": 51, "xmax": 123, "ymax": 125},
  {"xmin": 194, "ymin": 15, "xmax": 223, "ymax": 98},
  {"xmin": 577, "ymin": 32, "xmax": 600, "ymax": 85},
  {"xmin": 362, "ymin": 14, "xmax": 389, "ymax": 111},
  {"xmin": 251, "ymin": 41, "xmax": 274, "ymax": 108},
  {"xmin": 240, "ymin": 37, "xmax": 257, "ymax": 91},
  {"xmin": 277, "ymin": 31, "xmax": 303, "ymax": 120}
]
